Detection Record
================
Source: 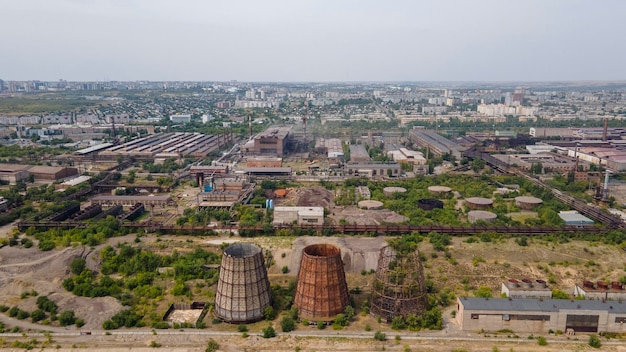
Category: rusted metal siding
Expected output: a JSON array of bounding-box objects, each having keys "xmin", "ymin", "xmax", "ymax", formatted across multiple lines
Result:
[{"xmin": 294, "ymin": 244, "xmax": 349, "ymax": 321}]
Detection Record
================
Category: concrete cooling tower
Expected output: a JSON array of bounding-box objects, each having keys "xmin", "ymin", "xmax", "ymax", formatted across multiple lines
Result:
[
  {"xmin": 294, "ymin": 244, "xmax": 350, "ymax": 321},
  {"xmin": 370, "ymin": 246, "xmax": 428, "ymax": 322},
  {"xmin": 214, "ymin": 243, "xmax": 271, "ymax": 323}
]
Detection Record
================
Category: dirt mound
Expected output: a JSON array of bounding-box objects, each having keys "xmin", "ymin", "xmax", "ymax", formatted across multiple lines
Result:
[
  {"xmin": 0, "ymin": 245, "xmax": 123, "ymax": 330},
  {"xmin": 295, "ymin": 186, "xmax": 334, "ymax": 207}
]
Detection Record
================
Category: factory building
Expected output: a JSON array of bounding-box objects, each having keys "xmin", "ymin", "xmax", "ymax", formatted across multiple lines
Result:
[
  {"xmin": 98, "ymin": 132, "xmax": 230, "ymax": 161},
  {"xmin": 457, "ymin": 297, "xmax": 626, "ymax": 334},
  {"xmin": 28, "ymin": 165, "xmax": 78, "ymax": 181},
  {"xmin": 315, "ymin": 138, "xmax": 344, "ymax": 159},
  {"xmin": 91, "ymin": 195, "xmax": 173, "ymax": 207},
  {"xmin": 349, "ymin": 144, "xmax": 370, "ymax": 162},
  {"xmin": 559, "ymin": 211, "xmax": 594, "ymax": 226},
  {"xmin": 0, "ymin": 164, "xmax": 30, "ymax": 184},
  {"xmin": 573, "ymin": 281, "xmax": 626, "ymax": 301},
  {"xmin": 345, "ymin": 162, "xmax": 401, "ymax": 178},
  {"xmin": 242, "ymin": 126, "xmax": 292, "ymax": 157},
  {"xmin": 501, "ymin": 279, "xmax": 552, "ymax": 299},
  {"xmin": 386, "ymin": 148, "xmax": 426, "ymax": 165},
  {"xmin": 273, "ymin": 206, "xmax": 324, "ymax": 226},
  {"xmin": 408, "ymin": 129, "xmax": 464, "ymax": 159}
]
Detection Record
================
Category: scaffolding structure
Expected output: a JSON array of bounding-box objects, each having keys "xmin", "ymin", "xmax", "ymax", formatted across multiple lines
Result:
[
  {"xmin": 214, "ymin": 243, "xmax": 271, "ymax": 323},
  {"xmin": 370, "ymin": 246, "xmax": 428, "ymax": 322},
  {"xmin": 294, "ymin": 244, "xmax": 349, "ymax": 321}
]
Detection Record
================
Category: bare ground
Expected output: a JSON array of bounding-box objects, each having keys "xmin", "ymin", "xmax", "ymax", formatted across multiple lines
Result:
[{"xmin": 1, "ymin": 232, "xmax": 626, "ymax": 350}]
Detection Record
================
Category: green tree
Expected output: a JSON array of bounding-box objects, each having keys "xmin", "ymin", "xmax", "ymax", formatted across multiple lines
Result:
[
  {"xmin": 59, "ymin": 310, "xmax": 76, "ymax": 326},
  {"xmin": 70, "ymin": 257, "xmax": 86, "ymax": 275},
  {"xmin": 471, "ymin": 159, "xmax": 485, "ymax": 173}
]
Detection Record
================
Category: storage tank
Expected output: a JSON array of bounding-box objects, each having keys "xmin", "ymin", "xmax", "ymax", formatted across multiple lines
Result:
[
  {"xmin": 294, "ymin": 244, "xmax": 349, "ymax": 321},
  {"xmin": 514, "ymin": 196, "xmax": 543, "ymax": 210},
  {"xmin": 358, "ymin": 200, "xmax": 384, "ymax": 210},
  {"xmin": 467, "ymin": 210, "xmax": 497, "ymax": 223},
  {"xmin": 214, "ymin": 243, "xmax": 271, "ymax": 323},
  {"xmin": 383, "ymin": 187, "xmax": 407, "ymax": 197},
  {"xmin": 417, "ymin": 198, "xmax": 444, "ymax": 211},
  {"xmin": 427, "ymin": 185, "xmax": 451, "ymax": 195},
  {"xmin": 465, "ymin": 197, "xmax": 493, "ymax": 210}
]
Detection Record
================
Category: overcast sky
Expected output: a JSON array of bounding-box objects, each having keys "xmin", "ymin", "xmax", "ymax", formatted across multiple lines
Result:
[{"xmin": 2, "ymin": 0, "xmax": 625, "ymax": 82}]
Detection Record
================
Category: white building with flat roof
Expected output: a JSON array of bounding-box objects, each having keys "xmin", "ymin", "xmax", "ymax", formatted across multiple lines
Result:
[{"xmin": 273, "ymin": 206, "xmax": 324, "ymax": 226}]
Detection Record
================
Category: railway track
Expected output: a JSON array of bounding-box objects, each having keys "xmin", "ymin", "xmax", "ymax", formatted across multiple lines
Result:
[{"xmin": 16, "ymin": 220, "xmax": 608, "ymax": 236}]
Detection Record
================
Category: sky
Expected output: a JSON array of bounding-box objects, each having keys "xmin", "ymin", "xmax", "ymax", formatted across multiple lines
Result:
[{"xmin": 2, "ymin": 0, "xmax": 626, "ymax": 82}]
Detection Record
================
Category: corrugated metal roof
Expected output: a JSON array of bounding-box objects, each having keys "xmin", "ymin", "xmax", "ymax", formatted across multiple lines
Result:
[
  {"xmin": 75, "ymin": 143, "xmax": 113, "ymax": 155},
  {"xmin": 559, "ymin": 211, "xmax": 594, "ymax": 224},
  {"xmin": 460, "ymin": 297, "xmax": 626, "ymax": 314}
]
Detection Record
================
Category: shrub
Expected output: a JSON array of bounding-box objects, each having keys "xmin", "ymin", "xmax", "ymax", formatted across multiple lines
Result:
[
  {"xmin": 70, "ymin": 257, "xmax": 86, "ymax": 275},
  {"xmin": 59, "ymin": 310, "xmax": 76, "ymax": 326},
  {"xmin": 264, "ymin": 306, "xmax": 276, "ymax": 321},
  {"xmin": 205, "ymin": 338, "xmax": 219, "ymax": 352},
  {"xmin": 473, "ymin": 286, "xmax": 493, "ymax": 298},
  {"xmin": 31, "ymin": 309, "xmax": 46, "ymax": 322},
  {"xmin": 588, "ymin": 335, "xmax": 602, "ymax": 348},
  {"xmin": 262, "ymin": 325, "xmax": 276, "ymax": 338},
  {"xmin": 537, "ymin": 336, "xmax": 547, "ymax": 346},
  {"xmin": 281, "ymin": 317, "xmax": 295, "ymax": 332},
  {"xmin": 374, "ymin": 331, "xmax": 387, "ymax": 341},
  {"xmin": 237, "ymin": 324, "xmax": 248, "ymax": 333},
  {"xmin": 16, "ymin": 309, "xmax": 30, "ymax": 320},
  {"xmin": 281, "ymin": 266, "xmax": 289, "ymax": 274},
  {"xmin": 391, "ymin": 316, "xmax": 406, "ymax": 330}
]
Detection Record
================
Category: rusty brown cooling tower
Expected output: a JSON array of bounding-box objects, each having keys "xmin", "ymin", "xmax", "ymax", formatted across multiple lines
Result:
[
  {"xmin": 370, "ymin": 246, "xmax": 428, "ymax": 323},
  {"xmin": 214, "ymin": 243, "xmax": 271, "ymax": 323},
  {"xmin": 294, "ymin": 244, "xmax": 349, "ymax": 321}
]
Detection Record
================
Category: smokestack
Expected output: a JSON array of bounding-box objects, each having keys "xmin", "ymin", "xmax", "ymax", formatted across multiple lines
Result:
[
  {"xmin": 249, "ymin": 115, "xmax": 253, "ymax": 139},
  {"xmin": 603, "ymin": 118, "xmax": 608, "ymax": 141},
  {"xmin": 603, "ymin": 170, "xmax": 611, "ymax": 201}
]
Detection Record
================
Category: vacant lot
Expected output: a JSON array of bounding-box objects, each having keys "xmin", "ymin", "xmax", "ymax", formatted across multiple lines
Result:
[{"xmin": 1, "ymin": 232, "xmax": 625, "ymax": 350}]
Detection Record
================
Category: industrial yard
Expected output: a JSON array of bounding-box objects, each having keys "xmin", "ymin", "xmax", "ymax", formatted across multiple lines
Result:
[{"xmin": 2, "ymin": 230, "xmax": 626, "ymax": 350}]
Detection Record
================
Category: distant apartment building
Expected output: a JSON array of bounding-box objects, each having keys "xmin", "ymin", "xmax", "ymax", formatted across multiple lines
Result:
[
  {"xmin": 216, "ymin": 101, "xmax": 232, "ymax": 109},
  {"xmin": 169, "ymin": 114, "xmax": 192, "ymax": 123},
  {"xmin": 478, "ymin": 104, "xmax": 537, "ymax": 116}
]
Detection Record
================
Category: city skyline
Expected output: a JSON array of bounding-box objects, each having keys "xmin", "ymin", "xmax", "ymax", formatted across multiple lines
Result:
[{"xmin": 2, "ymin": 0, "xmax": 626, "ymax": 82}]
